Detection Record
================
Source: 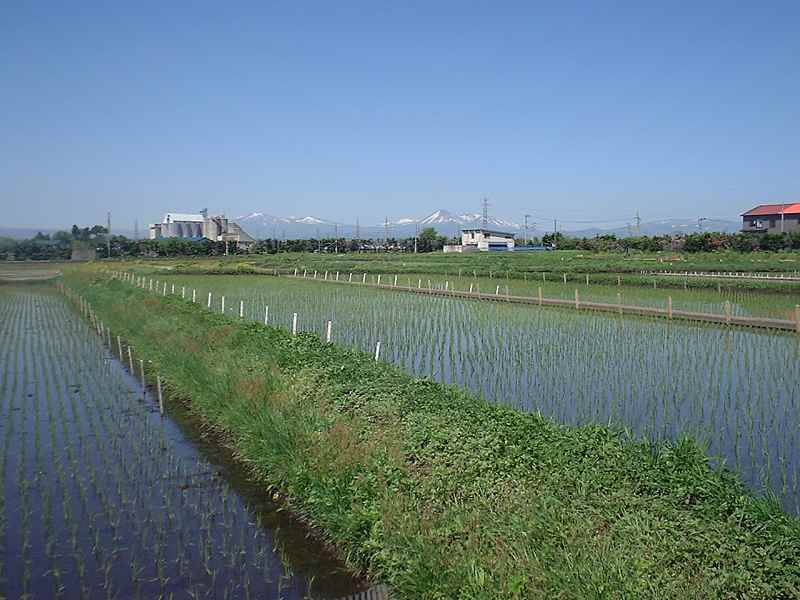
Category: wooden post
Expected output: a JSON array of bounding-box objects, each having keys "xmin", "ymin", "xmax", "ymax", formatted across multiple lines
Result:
[
  {"xmin": 336, "ymin": 272, "xmax": 339, "ymax": 281},
  {"xmin": 617, "ymin": 292, "xmax": 622, "ymax": 315},
  {"xmin": 725, "ymin": 300, "xmax": 732, "ymax": 324},
  {"xmin": 349, "ymin": 273, "xmax": 353, "ymax": 283},
  {"xmin": 377, "ymin": 274, "xmax": 382, "ymax": 285},
  {"xmin": 314, "ymin": 270, "xmax": 317, "ymax": 279},
  {"xmin": 495, "ymin": 284, "xmax": 500, "ymax": 296},
  {"xmin": 363, "ymin": 273, "xmax": 367, "ymax": 284},
  {"xmin": 221, "ymin": 296, "xmax": 226, "ymax": 314},
  {"xmin": 163, "ymin": 282, "xmax": 167, "ymax": 296},
  {"xmin": 418, "ymin": 279, "xmax": 422, "ymax": 289},
  {"xmin": 207, "ymin": 292, "xmax": 212, "ymax": 308},
  {"xmin": 157, "ymin": 376, "xmax": 164, "ymax": 415},
  {"xmin": 294, "ymin": 268, "xmax": 298, "ymax": 277},
  {"xmin": 239, "ymin": 300, "xmax": 244, "ymax": 318},
  {"xmin": 192, "ymin": 289, "xmax": 196, "ymax": 303},
  {"xmin": 469, "ymin": 283, "xmax": 474, "ymax": 294},
  {"xmin": 171, "ymin": 283, "xmax": 175, "ymax": 294},
  {"xmin": 304, "ymin": 269, "xmax": 307, "ymax": 278},
  {"xmin": 292, "ymin": 313, "xmax": 298, "ymax": 336},
  {"xmin": 445, "ymin": 280, "xmax": 449, "ymax": 291},
  {"xmin": 181, "ymin": 286, "xmax": 185, "ymax": 299},
  {"xmin": 538, "ymin": 286, "xmax": 543, "ymax": 306},
  {"xmin": 667, "ymin": 296, "xmax": 673, "ymax": 319},
  {"xmin": 117, "ymin": 335, "xmax": 123, "ymax": 358},
  {"xmin": 324, "ymin": 271, "xmax": 328, "ymax": 280},
  {"xmin": 585, "ymin": 274, "xmax": 589, "ymax": 285},
  {"xmin": 264, "ymin": 305, "xmax": 269, "ymax": 325},
  {"xmin": 127, "ymin": 346, "xmax": 134, "ymax": 372},
  {"xmin": 374, "ymin": 340, "xmax": 381, "ymax": 362},
  {"xmin": 574, "ymin": 289, "xmax": 580, "ymax": 309},
  {"xmin": 325, "ymin": 320, "xmax": 332, "ymax": 343},
  {"xmin": 394, "ymin": 275, "xmax": 398, "ymax": 287},
  {"xmin": 139, "ymin": 359, "xmax": 145, "ymax": 388}
]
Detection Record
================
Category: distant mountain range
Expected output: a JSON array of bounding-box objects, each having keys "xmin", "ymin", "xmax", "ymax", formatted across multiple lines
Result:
[
  {"xmin": 234, "ymin": 210, "xmax": 740, "ymax": 240},
  {"xmin": 0, "ymin": 211, "xmax": 741, "ymax": 242}
]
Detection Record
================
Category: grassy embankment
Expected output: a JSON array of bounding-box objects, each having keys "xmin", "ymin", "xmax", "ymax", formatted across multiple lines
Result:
[{"xmin": 64, "ymin": 268, "xmax": 800, "ymax": 599}]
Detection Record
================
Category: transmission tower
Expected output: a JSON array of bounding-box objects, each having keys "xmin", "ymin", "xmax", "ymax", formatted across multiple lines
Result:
[
  {"xmin": 384, "ymin": 217, "xmax": 389, "ymax": 249},
  {"xmin": 482, "ymin": 198, "xmax": 490, "ymax": 229},
  {"xmin": 634, "ymin": 210, "xmax": 641, "ymax": 236}
]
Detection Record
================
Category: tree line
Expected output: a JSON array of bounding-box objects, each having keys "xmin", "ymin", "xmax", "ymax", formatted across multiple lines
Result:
[{"xmin": 3, "ymin": 225, "xmax": 799, "ymax": 261}]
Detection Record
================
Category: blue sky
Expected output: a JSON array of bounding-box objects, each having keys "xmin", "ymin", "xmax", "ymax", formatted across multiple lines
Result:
[{"xmin": 1, "ymin": 1, "xmax": 798, "ymax": 231}]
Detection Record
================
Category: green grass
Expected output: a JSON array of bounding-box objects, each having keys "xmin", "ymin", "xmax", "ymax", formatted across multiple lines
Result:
[{"xmin": 61, "ymin": 268, "xmax": 800, "ymax": 599}]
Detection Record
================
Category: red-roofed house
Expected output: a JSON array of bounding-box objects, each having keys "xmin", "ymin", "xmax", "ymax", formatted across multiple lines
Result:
[{"xmin": 741, "ymin": 204, "xmax": 800, "ymax": 234}]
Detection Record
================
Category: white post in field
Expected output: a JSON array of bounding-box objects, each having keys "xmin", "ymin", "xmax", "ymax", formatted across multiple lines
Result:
[
  {"xmin": 221, "ymin": 296, "xmax": 226, "ymax": 314},
  {"xmin": 207, "ymin": 292, "xmax": 212, "ymax": 308},
  {"xmin": 239, "ymin": 300, "xmax": 244, "ymax": 318},
  {"xmin": 292, "ymin": 313, "xmax": 298, "ymax": 336},
  {"xmin": 374, "ymin": 340, "xmax": 381, "ymax": 362},
  {"xmin": 325, "ymin": 320, "xmax": 332, "ymax": 343},
  {"xmin": 264, "ymin": 305, "xmax": 269, "ymax": 325}
]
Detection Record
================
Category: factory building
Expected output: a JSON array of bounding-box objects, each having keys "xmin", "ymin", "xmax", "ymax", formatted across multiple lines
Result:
[{"xmin": 149, "ymin": 211, "xmax": 255, "ymax": 247}]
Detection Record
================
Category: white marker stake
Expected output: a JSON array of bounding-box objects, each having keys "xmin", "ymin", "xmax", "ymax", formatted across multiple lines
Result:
[
  {"xmin": 325, "ymin": 320, "xmax": 332, "ymax": 343},
  {"xmin": 207, "ymin": 292, "xmax": 212, "ymax": 308},
  {"xmin": 192, "ymin": 289, "xmax": 196, "ymax": 303},
  {"xmin": 139, "ymin": 359, "xmax": 145, "ymax": 387},
  {"xmin": 221, "ymin": 296, "xmax": 226, "ymax": 314},
  {"xmin": 163, "ymin": 282, "xmax": 167, "ymax": 296},
  {"xmin": 294, "ymin": 268, "xmax": 298, "ymax": 277},
  {"xmin": 495, "ymin": 285, "xmax": 500, "ymax": 296},
  {"xmin": 336, "ymin": 272, "xmax": 339, "ymax": 281},
  {"xmin": 292, "ymin": 313, "xmax": 298, "ymax": 336},
  {"xmin": 264, "ymin": 305, "xmax": 269, "ymax": 325},
  {"xmin": 181, "ymin": 286, "xmax": 185, "ymax": 299},
  {"xmin": 469, "ymin": 283, "xmax": 474, "ymax": 294},
  {"xmin": 117, "ymin": 336, "xmax": 123, "ymax": 359},
  {"xmin": 394, "ymin": 275, "xmax": 398, "ymax": 287},
  {"xmin": 377, "ymin": 274, "xmax": 381, "ymax": 285},
  {"xmin": 171, "ymin": 283, "xmax": 175, "ymax": 294},
  {"xmin": 349, "ymin": 273, "xmax": 353, "ymax": 283},
  {"xmin": 239, "ymin": 300, "xmax": 244, "ymax": 318},
  {"xmin": 374, "ymin": 340, "xmax": 381, "ymax": 362},
  {"xmin": 157, "ymin": 376, "xmax": 164, "ymax": 415},
  {"xmin": 362, "ymin": 273, "xmax": 366, "ymax": 284},
  {"xmin": 418, "ymin": 279, "xmax": 422, "ymax": 289},
  {"xmin": 127, "ymin": 346, "xmax": 134, "ymax": 372}
]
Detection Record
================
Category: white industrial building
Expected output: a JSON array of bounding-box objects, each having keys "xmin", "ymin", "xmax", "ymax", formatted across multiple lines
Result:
[
  {"xmin": 444, "ymin": 228, "xmax": 516, "ymax": 253},
  {"xmin": 149, "ymin": 211, "xmax": 255, "ymax": 247}
]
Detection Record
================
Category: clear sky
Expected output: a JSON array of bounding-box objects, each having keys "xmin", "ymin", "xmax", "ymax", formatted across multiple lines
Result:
[{"xmin": 1, "ymin": 1, "xmax": 798, "ymax": 231}]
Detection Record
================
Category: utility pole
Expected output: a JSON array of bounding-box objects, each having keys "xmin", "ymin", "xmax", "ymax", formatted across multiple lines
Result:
[
  {"xmin": 334, "ymin": 224, "xmax": 339, "ymax": 253},
  {"xmin": 634, "ymin": 210, "xmax": 641, "ymax": 237},
  {"xmin": 414, "ymin": 222, "xmax": 419, "ymax": 253},
  {"xmin": 781, "ymin": 204, "xmax": 786, "ymax": 233},
  {"xmin": 553, "ymin": 219, "xmax": 557, "ymax": 235},
  {"xmin": 384, "ymin": 217, "xmax": 389, "ymax": 251},
  {"xmin": 524, "ymin": 214, "xmax": 531, "ymax": 246},
  {"xmin": 106, "ymin": 211, "xmax": 111, "ymax": 259}
]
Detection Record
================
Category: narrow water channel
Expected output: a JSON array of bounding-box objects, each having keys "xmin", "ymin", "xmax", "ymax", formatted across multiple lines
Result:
[{"xmin": 0, "ymin": 284, "xmax": 364, "ymax": 599}]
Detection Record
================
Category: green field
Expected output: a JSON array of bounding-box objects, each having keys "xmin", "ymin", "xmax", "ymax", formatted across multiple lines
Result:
[{"xmin": 60, "ymin": 267, "xmax": 800, "ymax": 598}]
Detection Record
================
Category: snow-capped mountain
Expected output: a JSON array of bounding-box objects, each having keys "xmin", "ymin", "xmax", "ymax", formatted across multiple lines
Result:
[{"xmin": 233, "ymin": 209, "xmax": 738, "ymax": 240}]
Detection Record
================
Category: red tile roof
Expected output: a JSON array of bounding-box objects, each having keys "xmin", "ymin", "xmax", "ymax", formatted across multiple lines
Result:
[{"xmin": 741, "ymin": 203, "xmax": 800, "ymax": 217}]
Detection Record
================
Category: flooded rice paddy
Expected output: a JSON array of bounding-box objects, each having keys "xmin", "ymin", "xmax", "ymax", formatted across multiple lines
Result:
[
  {"xmin": 0, "ymin": 285, "xmax": 363, "ymax": 599},
  {"xmin": 156, "ymin": 274, "xmax": 800, "ymax": 514}
]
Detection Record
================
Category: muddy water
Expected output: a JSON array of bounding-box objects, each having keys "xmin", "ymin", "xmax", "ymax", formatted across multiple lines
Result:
[{"xmin": 0, "ymin": 285, "xmax": 364, "ymax": 599}]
